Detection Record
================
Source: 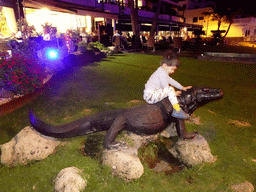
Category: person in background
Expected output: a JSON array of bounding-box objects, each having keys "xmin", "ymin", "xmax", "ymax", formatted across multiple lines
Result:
[{"xmin": 112, "ymin": 30, "xmax": 121, "ymax": 52}]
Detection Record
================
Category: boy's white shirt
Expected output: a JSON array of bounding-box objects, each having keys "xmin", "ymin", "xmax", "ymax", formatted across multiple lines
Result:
[{"xmin": 144, "ymin": 66, "xmax": 184, "ymax": 91}]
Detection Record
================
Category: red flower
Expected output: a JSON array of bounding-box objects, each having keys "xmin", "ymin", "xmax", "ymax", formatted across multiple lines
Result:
[{"xmin": 11, "ymin": 60, "xmax": 16, "ymax": 66}]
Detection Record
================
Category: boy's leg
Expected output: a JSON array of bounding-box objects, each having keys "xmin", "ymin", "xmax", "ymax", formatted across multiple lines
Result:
[
  {"xmin": 165, "ymin": 87, "xmax": 190, "ymax": 119},
  {"xmin": 143, "ymin": 89, "xmax": 167, "ymax": 104},
  {"xmin": 144, "ymin": 86, "xmax": 183, "ymax": 103},
  {"xmin": 143, "ymin": 87, "xmax": 189, "ymax": 119}
]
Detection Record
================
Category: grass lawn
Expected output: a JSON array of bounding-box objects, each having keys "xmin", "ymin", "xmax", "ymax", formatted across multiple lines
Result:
[{"xmin": 0, "ymin": 52, "xmax": 255, "ymax": 191}]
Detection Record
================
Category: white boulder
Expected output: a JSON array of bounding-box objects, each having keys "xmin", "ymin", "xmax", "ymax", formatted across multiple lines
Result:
[
  {"xmin": 102, "ymin": 145, "xmax": 144, "ymax": 181},
  {"xmin": 231, "ymin": 181, "xmax": 255, "ymax": 192},
  {"xmin": 168, "ymin": 134, "xmax": 217, "ymax": 167},
  {"xmin": 0, "ymin": 126, "xmax": 60, "ymax": 167},
  {"xmin": 124, "ymin": 132, "xmax": 158, "ymax": 150},
  {"xmin": 160, "ymin": 123, "xmax": 178, "ymax": 138},
  {"xmin": 55, "ymin": 167, "xmax": 87, "ymax": 192}
]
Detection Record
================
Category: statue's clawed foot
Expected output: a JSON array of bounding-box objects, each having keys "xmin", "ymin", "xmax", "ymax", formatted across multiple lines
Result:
[
  {"xmin": 108, "ymin": 141, "xmax": 127, "ymax": 150},
  {"xmin": 181, "ymin": 131, "xmax": 198, "ymax": 140}
]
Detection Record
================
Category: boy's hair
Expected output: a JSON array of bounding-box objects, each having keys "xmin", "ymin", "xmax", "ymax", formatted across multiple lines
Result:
[{"xmin": 160, "ymin": 51, "xmax": 180, "ymax": 67}]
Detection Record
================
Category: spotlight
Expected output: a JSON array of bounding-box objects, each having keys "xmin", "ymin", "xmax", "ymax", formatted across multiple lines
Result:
[{"xmin": 47, "ymin": 49, "xmax": 58, "ymax": 59}]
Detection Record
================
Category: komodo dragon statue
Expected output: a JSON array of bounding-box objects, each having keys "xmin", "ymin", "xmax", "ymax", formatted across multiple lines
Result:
[{"xmin": 29, "ymin": 87, "xmax": 223, "ymax": 149}]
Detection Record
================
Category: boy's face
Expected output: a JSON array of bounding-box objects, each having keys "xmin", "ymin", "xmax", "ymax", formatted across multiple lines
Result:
[{"xmin": 162, "ymin": 64, "xmax": 177, "ymax": 75}]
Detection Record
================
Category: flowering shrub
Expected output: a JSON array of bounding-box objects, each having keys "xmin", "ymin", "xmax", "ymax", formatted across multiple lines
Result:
[
  {"xmin": 0, "ymin": 52, "xmax": 46, "ymax": 95},
  {"xmin": 88, "ymin": 41, "xmax": 110, "ymax": 52}
]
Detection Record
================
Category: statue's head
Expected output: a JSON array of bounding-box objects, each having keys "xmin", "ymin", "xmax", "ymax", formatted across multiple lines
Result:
[{"xmin": 178, "ymin": 87, "xmax": 224, "ymax": 114}]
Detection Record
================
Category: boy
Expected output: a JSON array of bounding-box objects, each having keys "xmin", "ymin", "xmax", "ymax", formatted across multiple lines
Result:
[{"xmin": 143, "ymin": 51, "xmax": 191, "ymax": 119}]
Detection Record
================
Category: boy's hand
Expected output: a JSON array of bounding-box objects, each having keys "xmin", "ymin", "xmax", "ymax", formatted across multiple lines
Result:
[
  {"xmin": 175, "ymin": 91, "xmax": 182, "ymax": 96},
  {"xmin": 182, "ymin": 86, "xmax": 192, "ymax": 91}
]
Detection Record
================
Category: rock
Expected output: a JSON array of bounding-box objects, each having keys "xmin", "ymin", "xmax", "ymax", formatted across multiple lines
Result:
[
  {"xmin": 55, "ymin": 167, "xmax": 87, "ymax": 192},
  {"xmin": 168, "ymin": 134, "xmax": 217, "ymax": 167},
  {"xmin": 160, "ymin": 123, "xmax": 178, "ymax": 138},
  {"xmin": 231, "ymin": 181, "xmax": 255, "ymax": 192},
  {"xmin": 152, "ymin": 160, "xmax": 173, "ymax": 173},
  {"xmin": 0, "ymin": 89, "xmax": 14, "ymax": 98},
  {"xmin": 102, "ymin": 144, "xmax": 144, "ymax": 181},
  {"xmin": 0, "ymin": 126, "xmax": 60, "ymax": 167},
  {"xmin": 160, "ymin": 116, "xmax": 201, "ymax": 138},
  {"xmin": 124, "ymin": 132, "xmax": 158, "ymax": 150}
]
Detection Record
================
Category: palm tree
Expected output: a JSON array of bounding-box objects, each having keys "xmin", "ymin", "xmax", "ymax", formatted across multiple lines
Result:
[
  {"xmin": 222, "ymin": 8, "xmax": 241, "ymax": 38},
  {"xmin": 128, "ymin": 0, "xmax": 141, "ymax": 50},
  {"xmin": 203, "ymin": 6, "xmax": 226, "ymax": 33},
  {"xmin": 128, "ymin": 0, "xmax": 163, "ymax": 51},
  {"xmin": 147, "ymin": 0, "xmax": 163, "ymax": 51},
  {"xmin": 203, "ymin": 6, "xmax": 238, "ymax": 43}
]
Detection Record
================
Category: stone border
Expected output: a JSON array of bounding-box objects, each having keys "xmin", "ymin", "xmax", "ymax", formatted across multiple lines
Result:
[
  {"xmin": 0, "ymin": 73, "xmax": 53, "ymax": 106},
  {"xmin": 198, "ymin": 52, "xmax": 256, "ymax": 64},
  {"xmin": 203, "ymin": 52, "xmax": 256, "ymax": 58}
]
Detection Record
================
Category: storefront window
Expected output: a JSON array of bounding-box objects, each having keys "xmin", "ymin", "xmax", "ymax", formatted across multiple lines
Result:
[
  {"xmin": 0, "ymin": 6, "xmax": 17, "ymax": 38},
  {"xmin": 25, "ymin": 8, "xmax": 92, "ymax": 34}
]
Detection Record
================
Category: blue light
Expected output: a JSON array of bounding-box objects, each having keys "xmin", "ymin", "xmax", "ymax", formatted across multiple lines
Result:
[{"xmin": 47, "ymin": 49, "xmax": 58, "ymax": 59}]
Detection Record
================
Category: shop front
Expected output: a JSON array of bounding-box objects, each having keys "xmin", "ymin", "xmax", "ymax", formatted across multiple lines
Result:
[
  {"xmin": 23, "ymin": 3, "xmax": 118, "ymax": 45},
  {"xmin": 25, "ymin": 7, "xmax": 91, "ymax": 35},
  {"xmin": 0, "ymin": 6, "xmax": 18, "ymax": 39}
]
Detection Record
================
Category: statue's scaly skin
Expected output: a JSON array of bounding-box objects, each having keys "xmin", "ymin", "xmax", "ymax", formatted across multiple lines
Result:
[{"xmin": 30, "ymin": 87, "xmax": 223, "ymax": 149}]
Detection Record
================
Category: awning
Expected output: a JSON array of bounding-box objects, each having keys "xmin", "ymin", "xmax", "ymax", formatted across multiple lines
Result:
[
  {"xmin": 163, "ymin": 0, "xmax": 181, "ymax": 8},
  {"xmin": 23, "ymin": 0, "xmax": 77, "ymax": 13},
  {"xmin": 140, "ymin": 25, "xmax": 151, "ymax": 32},
  {"xmin": 77, "ymin": 9, "xmax": 118, "ymax": 20},
  {"xmin": 171, "ymin": 26, "xmax": 180, "ymax": 31},
  {"xmin": 116, "ymin": 24, "xmax": 132, "ymax": 31},
  {"xmin": 23, "ymin": 0, "xmax": 118, "ymax": 19},
  {"xmin": 158, "ymin": 25, "xmax": 170, "ymax": 31}
]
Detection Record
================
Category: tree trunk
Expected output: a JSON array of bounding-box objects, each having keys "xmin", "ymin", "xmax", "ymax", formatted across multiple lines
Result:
[
  {"xmin": 129, "ymin": 0, "xmax": 141, "ymax": 50},
  {"xmin": 147, "ymin": 0, "xmax": 163, "ymax": 49},
  {"xmin": 217, "ymin": 19, "xmax": 221, "ymax": 31},
  {"xmin": 223, "ymin": 21, "xmax": 233, "ymax": 38}
]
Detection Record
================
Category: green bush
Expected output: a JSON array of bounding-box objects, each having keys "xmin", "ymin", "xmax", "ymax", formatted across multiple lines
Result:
[
  {"xmin": 77, "ymin": 41, "xmax": 88, "ymax": 53},
  {"xmin": 88, "ymin": 41, "xmax": 110, "ymax": 52}
]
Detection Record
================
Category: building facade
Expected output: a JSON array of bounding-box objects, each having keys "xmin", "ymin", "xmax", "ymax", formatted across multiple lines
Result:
[
  {"xmin": 0, "ymin": 0, "xmax": 23, "ymax": 38},
  {"xmin": 1, "ymin": 0, "xmax": 203, "ymax": 41},
  {"xmin": 179, "ymin": 0, "xmax": 256, "ymax": 42}
]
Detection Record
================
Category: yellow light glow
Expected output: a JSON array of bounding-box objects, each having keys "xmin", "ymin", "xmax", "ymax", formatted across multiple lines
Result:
[
  {"xmin": 86, "ymin": 16, "xmax": 91, "ymax": 34},
  {"xmin": 39, "ymin": 8, "xmax": 51, "ymax": 15},
  {"xmin": 138, "ymin": 0, "xmax": 143, "ymax": 7},
  {"xmin": 25, "ymin": 8, "xmax": 93, "ymax": 34},
  {"xmin": 1, "ymin": 7, "xmax": 17, "ymax": 37}
]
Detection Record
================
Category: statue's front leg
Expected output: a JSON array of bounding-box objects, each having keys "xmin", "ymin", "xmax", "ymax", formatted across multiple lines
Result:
[
  {"xmin": 103, "ymin": 116, "xmax": 126, "ymax": 149},
  {"xmin": 174, "ymin": 118, "xmax": 197, "ymax": 139}
]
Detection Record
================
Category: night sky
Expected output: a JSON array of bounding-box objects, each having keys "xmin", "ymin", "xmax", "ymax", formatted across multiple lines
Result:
[{"xmin": 212, "ymin": 0, "xmax": 255, "ymax": 16}]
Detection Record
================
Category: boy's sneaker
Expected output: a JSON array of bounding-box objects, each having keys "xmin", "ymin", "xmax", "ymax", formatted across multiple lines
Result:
[{"xmin": 172, "ymin": 109, "xmax": 190, "ymax": 119}]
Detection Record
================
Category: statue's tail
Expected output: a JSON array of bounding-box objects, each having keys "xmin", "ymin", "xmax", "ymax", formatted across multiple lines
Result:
[{"xmin": 29, "ymin": 109, "xmax": 117, "ymax": 138}]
